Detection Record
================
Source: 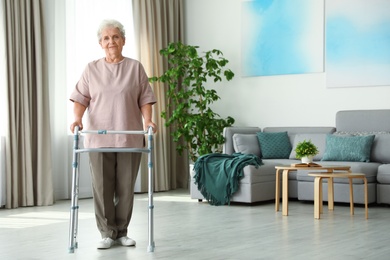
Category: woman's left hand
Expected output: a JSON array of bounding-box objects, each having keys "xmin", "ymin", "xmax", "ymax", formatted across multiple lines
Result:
[{"xmin": 144, "ymin": 120, "xmax": 157, "ymax": 133}]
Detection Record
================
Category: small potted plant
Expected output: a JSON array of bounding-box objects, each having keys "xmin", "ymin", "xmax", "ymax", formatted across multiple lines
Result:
[{"xmin": 295, "ymin": 140, "xmax": 319, "ymax": 163}]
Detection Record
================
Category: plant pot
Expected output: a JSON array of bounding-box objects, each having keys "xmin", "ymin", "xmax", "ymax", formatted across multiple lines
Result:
[{"xmin": 301, "ymin": 155, "xmax": 314, "ymax": 164}]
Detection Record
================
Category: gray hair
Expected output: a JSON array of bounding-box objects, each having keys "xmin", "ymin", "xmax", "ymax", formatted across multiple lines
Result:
[{"xmin": 97, "ymin": 19, "xmax": 125, "ymax": 42}]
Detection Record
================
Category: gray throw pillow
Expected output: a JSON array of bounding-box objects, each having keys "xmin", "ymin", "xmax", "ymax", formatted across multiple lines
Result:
[{"xmin": 232, "ymin": 134, "xmax": 261, "ymax": 157}]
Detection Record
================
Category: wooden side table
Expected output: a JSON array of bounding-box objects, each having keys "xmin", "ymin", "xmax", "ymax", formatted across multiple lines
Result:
[
  {"xmin": 275, "ymin": 165, "xmax": 351, "ymax": 216},
  {"xmin": 308, "ymin": 172, "xmax": 368, "ymax": 219}
]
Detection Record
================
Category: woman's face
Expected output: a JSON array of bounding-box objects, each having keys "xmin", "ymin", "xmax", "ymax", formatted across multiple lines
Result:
[{"xmin": 99, "ymin": 27, "xmax": 125, "ymax": 57}]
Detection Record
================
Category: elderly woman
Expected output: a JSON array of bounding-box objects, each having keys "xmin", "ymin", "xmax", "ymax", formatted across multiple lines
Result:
[{"xmin": 69, "ymin": 19, "xmax": 156, "ymax": 249}]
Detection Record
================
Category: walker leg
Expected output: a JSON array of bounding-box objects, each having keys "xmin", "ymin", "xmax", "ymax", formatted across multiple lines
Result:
[
  {"xmin": 69, "ymin": 129, "xmax": 80, "ymax": 253},
  {"xmin": 147, "ymin": 130, "xmax": 155, "ymax": 252}
]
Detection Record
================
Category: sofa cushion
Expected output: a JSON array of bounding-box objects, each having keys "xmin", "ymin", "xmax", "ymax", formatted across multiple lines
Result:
[
  {"xmin": 322, "ymin": 134, "xmax": 375, "ymax": 162},
  {"xmin": 371, "ymin": 134, "xmax": 390, "ymax": 163},
  {"xmin": 232, "ymin": 134, "xmax": 261, "ymax": 157},
  {"xmin": 257, "ymin": 131, "xmax": 292, "ymax": 159},
  {"xmin": 289, "ymin": 133, "xmax": 327, "ymax": 161}
]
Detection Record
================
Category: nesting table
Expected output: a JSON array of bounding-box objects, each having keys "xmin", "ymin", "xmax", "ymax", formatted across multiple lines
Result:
[
  {"xmin": 274, "ymin": 165, "xmax": 351, "ymax": 216},
  {"xmin": 308, "ymin": 172, "xmax": 368, "ymax": 219}
]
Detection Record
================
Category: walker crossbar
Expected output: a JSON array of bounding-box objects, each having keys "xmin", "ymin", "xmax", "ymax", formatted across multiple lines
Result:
[
  {"xmin": 75, "ymin": 148, "xmax": 150, "ymax": 154},
  {"xmin": 82, "ymin": 129, "xmax": 147, "ymax": 135},
  {"xmin": 68, "ymin": 126, "xmax": 155, "ymax": 253}
]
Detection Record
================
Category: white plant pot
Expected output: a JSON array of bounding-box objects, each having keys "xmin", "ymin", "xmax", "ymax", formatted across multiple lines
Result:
[{"xmin": 301, "ymin": 155, "xmax": 314, "ymax": 164}]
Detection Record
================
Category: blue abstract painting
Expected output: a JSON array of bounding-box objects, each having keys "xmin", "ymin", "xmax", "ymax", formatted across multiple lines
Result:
[
  {"xmin": 326, "ymin": 0, "xmax": 390, "ymax": 87},
  {"xmin": 241, "ymin": 0, "xmax": 324, "ymax": 77}
]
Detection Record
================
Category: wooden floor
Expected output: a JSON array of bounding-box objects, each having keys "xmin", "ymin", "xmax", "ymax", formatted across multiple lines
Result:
[{"xmin": 1, "ymin": 189, "xmax": 390, "ymax": 260}]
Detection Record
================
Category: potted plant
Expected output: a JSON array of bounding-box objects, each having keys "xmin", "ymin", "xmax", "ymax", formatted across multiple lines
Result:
[
  {"xmin": 294, "ymin": 140, "xmax": 319, "ymax": 163},
  {"xmin": 149, "ymin": 42, "xmax": 235, "ymax": 162}
]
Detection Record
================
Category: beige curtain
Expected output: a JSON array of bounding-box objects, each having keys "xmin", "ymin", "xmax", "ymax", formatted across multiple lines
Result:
[
  {"xmin": 132, "ymin": 0, "xmax": 188, "ymax": 191},
  {"xmin": 3, "ymin": 0, "xmax": 53, "ymax": 208}
]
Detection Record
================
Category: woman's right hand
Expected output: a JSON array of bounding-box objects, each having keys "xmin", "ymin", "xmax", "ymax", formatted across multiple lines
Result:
[{"xmin": 70, "ymin": 102, "xmax": 87, "ymax": 133}]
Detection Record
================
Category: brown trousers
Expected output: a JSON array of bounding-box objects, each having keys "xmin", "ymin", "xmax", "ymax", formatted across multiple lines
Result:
[{"xmin": 89, "ymin": 152, "xmax": 141, "ymax": 239}]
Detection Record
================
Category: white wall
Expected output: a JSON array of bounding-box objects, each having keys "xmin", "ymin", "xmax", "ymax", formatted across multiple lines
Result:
[{"xmin": 183, "ymin": 0, "xmax": 390, "ymax": 128}]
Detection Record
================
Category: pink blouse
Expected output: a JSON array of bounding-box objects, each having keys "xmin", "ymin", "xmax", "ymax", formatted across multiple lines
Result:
[{"xmin": 70, "ymin": 57, "xmax": 156, "ymax": 148}]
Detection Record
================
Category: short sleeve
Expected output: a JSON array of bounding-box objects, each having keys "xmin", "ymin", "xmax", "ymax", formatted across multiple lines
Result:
[{"xmin": 69, "ymin": 65, "xmax": 92, "ymax": 107}]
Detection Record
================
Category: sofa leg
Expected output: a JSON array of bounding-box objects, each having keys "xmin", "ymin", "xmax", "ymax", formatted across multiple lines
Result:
[{"xmin": 198, "ymin": 199, "xmax": 203, "ymax": 202}]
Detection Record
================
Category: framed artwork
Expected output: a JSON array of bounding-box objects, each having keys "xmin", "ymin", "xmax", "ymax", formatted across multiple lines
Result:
[
  {"xmin": 241, "ymin": 0, "xmax": 324, "ymax": 77},
  {"xmin": 326, "ymin": 0, "xmax": 390, "ymax": 88}
]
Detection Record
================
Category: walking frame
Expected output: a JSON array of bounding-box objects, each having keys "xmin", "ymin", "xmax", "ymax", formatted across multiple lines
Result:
[{"xmin": 68, "ymin": 126, "xmax": 155, "ymax": 253}]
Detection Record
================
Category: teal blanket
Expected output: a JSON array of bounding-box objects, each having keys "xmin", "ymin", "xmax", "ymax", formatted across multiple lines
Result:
[{"xmin": 194, "ymin": 153, "xmax": 263, "ymax": 206}]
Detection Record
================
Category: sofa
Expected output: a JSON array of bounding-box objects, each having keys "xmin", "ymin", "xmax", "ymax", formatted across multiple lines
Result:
[{"xmin": 190, "ymin": 109, "xmax": 390, "ymax": 205}]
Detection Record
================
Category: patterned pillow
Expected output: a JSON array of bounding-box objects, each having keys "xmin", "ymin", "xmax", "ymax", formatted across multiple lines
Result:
[
  {"xmin": 257, "ymin": 131, "xmax": 292, "ymax": 159},
  {"xmin": 322, "ymin": 134, "xmax": 375, "ymax": 162},
  {"xmin": 333, "ymin": 131, "xmax": 390, "ymax": 163}
]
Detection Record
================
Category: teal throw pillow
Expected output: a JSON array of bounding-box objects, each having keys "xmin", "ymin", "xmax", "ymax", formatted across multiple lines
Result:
[
  {"xmin": 257, "ymin": 131, "xmax": 292, "ymax": 159},
  {"xmin": 322, "ymin": 134, "xmax": 375, "ymax": 162}
]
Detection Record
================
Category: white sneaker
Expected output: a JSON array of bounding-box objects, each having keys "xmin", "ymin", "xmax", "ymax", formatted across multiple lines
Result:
[
  {"xmin": 116, "ymin": 236, "xmax": 136, "ymax": 246},
  {"xmin": 97, "ymin": 237, "xmax": 115, "ymax": 249}
]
